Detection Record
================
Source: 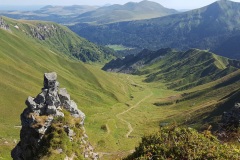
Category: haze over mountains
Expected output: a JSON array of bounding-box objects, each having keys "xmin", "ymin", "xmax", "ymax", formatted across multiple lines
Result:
[
  {"xmin": 73, "ymin": 0, "xmax": 178, "ymax": 24},
  {"xmin": 0, "ymin": 0, "xmax": 177, "ymax": 24},
  {"xmin": 70, "ymin": 0, "xmax": 240, "ymax": 59}
]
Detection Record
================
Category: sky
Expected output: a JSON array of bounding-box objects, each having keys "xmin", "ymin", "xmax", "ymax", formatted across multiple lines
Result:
[{"xmin": 1, "ymin": 0, "xmax": 240, "ymax": 10}]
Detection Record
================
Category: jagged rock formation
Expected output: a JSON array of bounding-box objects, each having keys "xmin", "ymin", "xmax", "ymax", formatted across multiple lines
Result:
[
  {"xmin": 0, "ymin": 17, "xmax": 10, "ymax": 30},
  {"xmin": 29, "ymin": 24, "xmax": 58, "ymax": 40},
  {"xmin": 11, "ymin": 72, "xmax": 98, "ymax": 160}
]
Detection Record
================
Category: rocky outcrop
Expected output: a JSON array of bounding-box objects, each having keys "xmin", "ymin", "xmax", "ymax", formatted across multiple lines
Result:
[
  {"xmin": 0, "ymin": 17, "xmax": 10, "ymax": 30},
  {"xmin": 11, "ymin": 72, "xmax": 98, "ymax": 160},
  {"xmin": 29, "ymin": 24, "xmax": 59, "ymax": 40},
  {"xmin": 218, "ymin": 103, "xmax": 240, "ymax": 141}
]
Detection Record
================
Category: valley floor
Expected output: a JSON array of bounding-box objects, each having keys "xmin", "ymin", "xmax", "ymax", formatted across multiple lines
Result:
[
  {"xmin": 1, "ymin": 68, "xmax": 239, "ymax": 159},
  {"xmin": 85, "ymin": 74, "xmax": 179, "ymax": 159}
]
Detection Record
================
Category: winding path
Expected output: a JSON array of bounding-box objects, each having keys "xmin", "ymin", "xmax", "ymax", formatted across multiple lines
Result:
[{"xmin": 116, "ymin": 90, "xmax": 153, "ymax": 138}]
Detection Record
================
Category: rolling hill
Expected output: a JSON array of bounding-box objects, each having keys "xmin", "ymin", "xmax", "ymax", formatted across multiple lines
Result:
[
  {"xmin": 0, "ymin": 1, "xmax": 177, "ymax": 25},
  {"xmin": 73, "ymin": 0, "xmax": 178, "ymax": 24},
  {"xmin": 70, "ymin": 0, "xmax": 240, "ymax": 59},
  {"xmin": 0, "ymin": 5, "xmax": 98, "ymax": 24},
  {"xmin": 1, "ymin": 16, "xmax": 114, "ymax": 62}
]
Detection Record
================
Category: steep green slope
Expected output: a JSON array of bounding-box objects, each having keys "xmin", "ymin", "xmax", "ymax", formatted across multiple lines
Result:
[
  {"xmin": 0, "ymin": 27, "xmax": 128, "ymax": 159},
  {"xmin": 70, "ymin": 0, "xmax": 240, "ymax": 59},
  {"xmin": 2, "ymin": 16, "xmax": 114, "ymax": 63},
  {"xmin": 103, "ymin": 48, "xmax": 240, "ymax": 90}
]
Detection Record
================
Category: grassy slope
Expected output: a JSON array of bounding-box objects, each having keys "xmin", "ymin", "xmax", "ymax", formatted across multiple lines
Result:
[
  {"xmin": 0, "ymin": 26, "xmax": 176, "ymax": 159},
  {"xmin": 3, "ymin": 16, "xmax": 114, "ymax": 63},
  {"xmin": 1, "ymin": 18, "xmax": 240, "ymax": 160},
  {"xmin": 0, "ymin": 28, "xmax": 129, "ymax": 159},
  {"xmin": 138, "ymin": 49, "xmax": 240, "ymax": 90}
]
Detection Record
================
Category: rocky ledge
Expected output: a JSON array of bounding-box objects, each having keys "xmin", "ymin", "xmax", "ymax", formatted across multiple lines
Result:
[{"xmin": 11, "ymin": 72, "xmax": 98, "ymax": 160}]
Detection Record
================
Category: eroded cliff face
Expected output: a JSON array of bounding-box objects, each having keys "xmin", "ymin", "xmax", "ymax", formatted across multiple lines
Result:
[{"xmin": 11, "ymin": 72, "xmax": 98, "ymax": 160}]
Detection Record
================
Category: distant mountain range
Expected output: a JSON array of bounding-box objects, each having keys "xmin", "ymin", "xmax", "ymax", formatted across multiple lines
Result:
[
  {"xmin": 73, "ymin": 0, "xmax": 178, "ymax": 24},
  {"xmin": 70, "ymin": 0, "xmax": 240, "ymax": 59},
  {"xmin": 0, "ymin": 0, "xmax": 177, "ymax": 25},
  {"xmin": 0, "ymin": 5, "xmax": 98, "ymax": 24},
  {"xmin": 103, "ymin": 48, "xmax": 240, "ymax": 90}
]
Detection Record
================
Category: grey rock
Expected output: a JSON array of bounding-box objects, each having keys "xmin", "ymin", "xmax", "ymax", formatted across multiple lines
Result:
[
  {"xmin": 46, "ymin": 105, "xmax": 57, "ymax": 115},
  {"xmin": 34, "ymin": 92, "xmax": 45, "ymax": 104},
  {"xmin": 56, "ymin": 110, "xmax": 64, "ymax": 117},
  {"xmin": 25, "ymin": 96, "xmax": 37, "ymax": 111},
  {"xmin": 59, "ymin": 88, "xmax": 70, "ymax": 103},
  {"xmin": 56, "ymin": 148, "xmax": 63, "ymax": 154},
  {"xmin": 44, "ymin": 72, "xmax": 57, "ymax": 89},
  {"xmin": 45, "ymin": 92, "xmax": 60, "ymax": 107},
  {"xmin": 64, "ymin": 126, "xmax": 76, "ymax": 138},
  {"xmin": 63, "ymin": 100, "xmax": 85, "ymax": 124}
]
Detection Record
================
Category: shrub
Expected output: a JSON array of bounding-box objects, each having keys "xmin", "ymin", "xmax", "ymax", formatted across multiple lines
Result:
[{"xmin": 125, "ymin": 125, "xmax": 240, "ymax": 160}]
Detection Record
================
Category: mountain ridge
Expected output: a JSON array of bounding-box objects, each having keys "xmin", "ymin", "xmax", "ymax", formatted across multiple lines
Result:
[
  {"xmin": 103, "ymin": 48, "xmax": 240, "ymax": 90},
  {"xmin": 74, "ymin": 0, "xmax": 178, "ymax": 24},
  {"xmin": 0, "ymin": 0, "xmax": 178, "ymax": 25},
  {"xmin": 70, "ymin": 0, "xmax": 240, "ymax": 59}
]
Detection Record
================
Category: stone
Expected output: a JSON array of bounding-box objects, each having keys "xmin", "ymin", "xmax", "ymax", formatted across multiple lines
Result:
[
  {"xmin": 46, "ymin": 105, "xmax": 57, "ymax": 115},
  {"xmin": 56, "ymin": 148, "xmax": 63, "ymax": 154},
  {"xmin": 44, "ymin": 72, "xmax": 57, "ymax": 89},
  {"xmin": 25, "ymin": 96, "xmax": 37, "ymax": 110},
  {"xmin": 59, "ymin": 88, "xmax": 70, "ymax": 103},
  {"xmin": 63, "ymin": 100, "xmax": 85, "ymax": 124},
  {"xmin": 34, "ymin": 92, "xmax": 45, "ymax": 104},
  {"xmin": 56, "ymin": 110, "xmax": 64, "ymax": 117},
  {"xmin": 45, "ymin": 92, "xmax": 60, "ymax": 107}
]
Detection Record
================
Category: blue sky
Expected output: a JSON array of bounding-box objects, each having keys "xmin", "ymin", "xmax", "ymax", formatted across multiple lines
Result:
[{"xmin": 1, "ymin": 0, "xmax": 240, "ymax": 9}]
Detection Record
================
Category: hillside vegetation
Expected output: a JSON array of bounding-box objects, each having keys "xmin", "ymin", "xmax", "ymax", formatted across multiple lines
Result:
[
  {"xmin": 1, "ymin": 15, "xmax": 240, "ymax": 159},
  {"xmin": 103, "ymin": 48, "xmax": 240, "ymax": 90},
  {"xmin": 70, "ymin": 0, "xmax": 240, "ymax": 59},
  {"xmin": 2, "ymin": 16, "xmax": 114, "ymax": 63},
  {"xmin": 125, "ymin": 125, "xmax": 240, "ymax": 160},
  {"xmin": 0, "ymin": 24, "xmax": 129, "ymax": 159}
]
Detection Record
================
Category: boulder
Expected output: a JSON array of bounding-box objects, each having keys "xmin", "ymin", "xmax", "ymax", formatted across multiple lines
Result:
[
  {"xmin": 25, "ymin": 96, "xmax": 37, "ymax": 111},
  {"xmin": 34, "ymin": 92, "xmax": 45, "ymax": 104}
]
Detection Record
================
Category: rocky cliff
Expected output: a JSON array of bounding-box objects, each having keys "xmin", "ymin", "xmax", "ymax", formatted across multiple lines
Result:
[
  {"xmin": 0, "ymin": 16, "xmax": 10, "ymax": 30},
  {"xmin": 11, "ymin": 72, "xmax": 98, "ymax": 160}
]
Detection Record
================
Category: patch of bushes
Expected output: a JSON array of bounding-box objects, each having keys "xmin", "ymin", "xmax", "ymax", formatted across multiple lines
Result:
[
  {"xmin": 125, "ymin": 125, "xmax": 240, "ymax": 160},
  {"xmin": 154, "ymin": 101, "xmax": 174, "ymax": 106}
]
